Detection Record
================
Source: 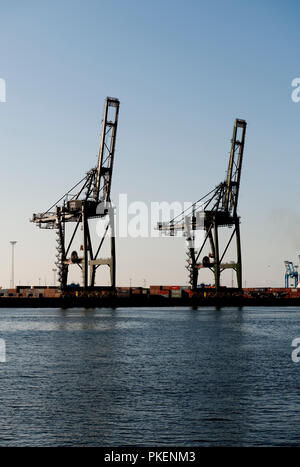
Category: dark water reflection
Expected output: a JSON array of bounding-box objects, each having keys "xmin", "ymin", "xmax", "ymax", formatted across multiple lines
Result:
[{"xmin": 0, "ymin": 307, "xmax": 299, "ymax": 446}]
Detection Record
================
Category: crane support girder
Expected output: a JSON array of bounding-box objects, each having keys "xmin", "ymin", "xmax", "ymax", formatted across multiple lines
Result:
[
  {"xmin": 94, "ymin": 97, "xmax": 120, "ymax": 203},
  {"xmin": 222, "ymin": 119, "xmax": 246, "ymax": 215}
]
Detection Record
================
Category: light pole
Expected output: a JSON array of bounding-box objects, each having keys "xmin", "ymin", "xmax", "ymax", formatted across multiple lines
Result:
[
  {"xmin": 52, "ymin": 269, "xmax": 57, "ymax": 287},
  {"xmin": 10, "ymin": 241, "xmax": 17, "ymax": 289}
]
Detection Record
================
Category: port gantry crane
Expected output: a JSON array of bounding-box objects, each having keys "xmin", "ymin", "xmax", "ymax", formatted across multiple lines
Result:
[
  {"xmin": 31, "ymin": 97, "xmax": 120, "ymax": 290},
  {"xmin": 284, "ymin": 261, "xmax": 299, "ymax": 288},
  {"xmin": 157, "ymin": 118, "xmax": 247, "ymax": 291}
]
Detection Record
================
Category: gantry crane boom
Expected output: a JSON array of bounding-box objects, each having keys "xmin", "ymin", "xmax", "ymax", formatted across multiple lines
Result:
[{"xmin": 31, "ymin": 97, "xmax": 120, "ymax": 290}]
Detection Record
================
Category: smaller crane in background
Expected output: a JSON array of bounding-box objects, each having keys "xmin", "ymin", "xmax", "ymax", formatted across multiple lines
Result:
[{"xmin": 284, "ymin": 261, "xmax": 299, "ymax": 288}]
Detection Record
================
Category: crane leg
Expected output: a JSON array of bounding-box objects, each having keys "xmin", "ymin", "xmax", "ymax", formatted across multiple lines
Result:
[
  {"xmin": 82, "ymin": 206, "xmax": 88, "ymax": 288},
  {"xmin": 110, "ymin": 235, "xmax": 116, "ymax": 289},
  {"xmin": 56, "ymin": 210, "xmax": 68, "ymax": 290},
  {"xmin": 235, "ymin": 220, "xmax": 242, "ymax": 289},
  {"xmin": 213, "ymin": 220, "xmax": 220, "ymax": 290}
]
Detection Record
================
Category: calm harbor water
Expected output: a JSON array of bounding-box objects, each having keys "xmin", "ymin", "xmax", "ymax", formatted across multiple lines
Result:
[{"xmin": 0, "ymin": 306, "xmax": 299, "ymax": 446}]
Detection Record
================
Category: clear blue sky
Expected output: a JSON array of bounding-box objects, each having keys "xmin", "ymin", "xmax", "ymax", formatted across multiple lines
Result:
[{"xmin": 1, "ymin": 0, "xmax": 300, "ymax": 287}]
